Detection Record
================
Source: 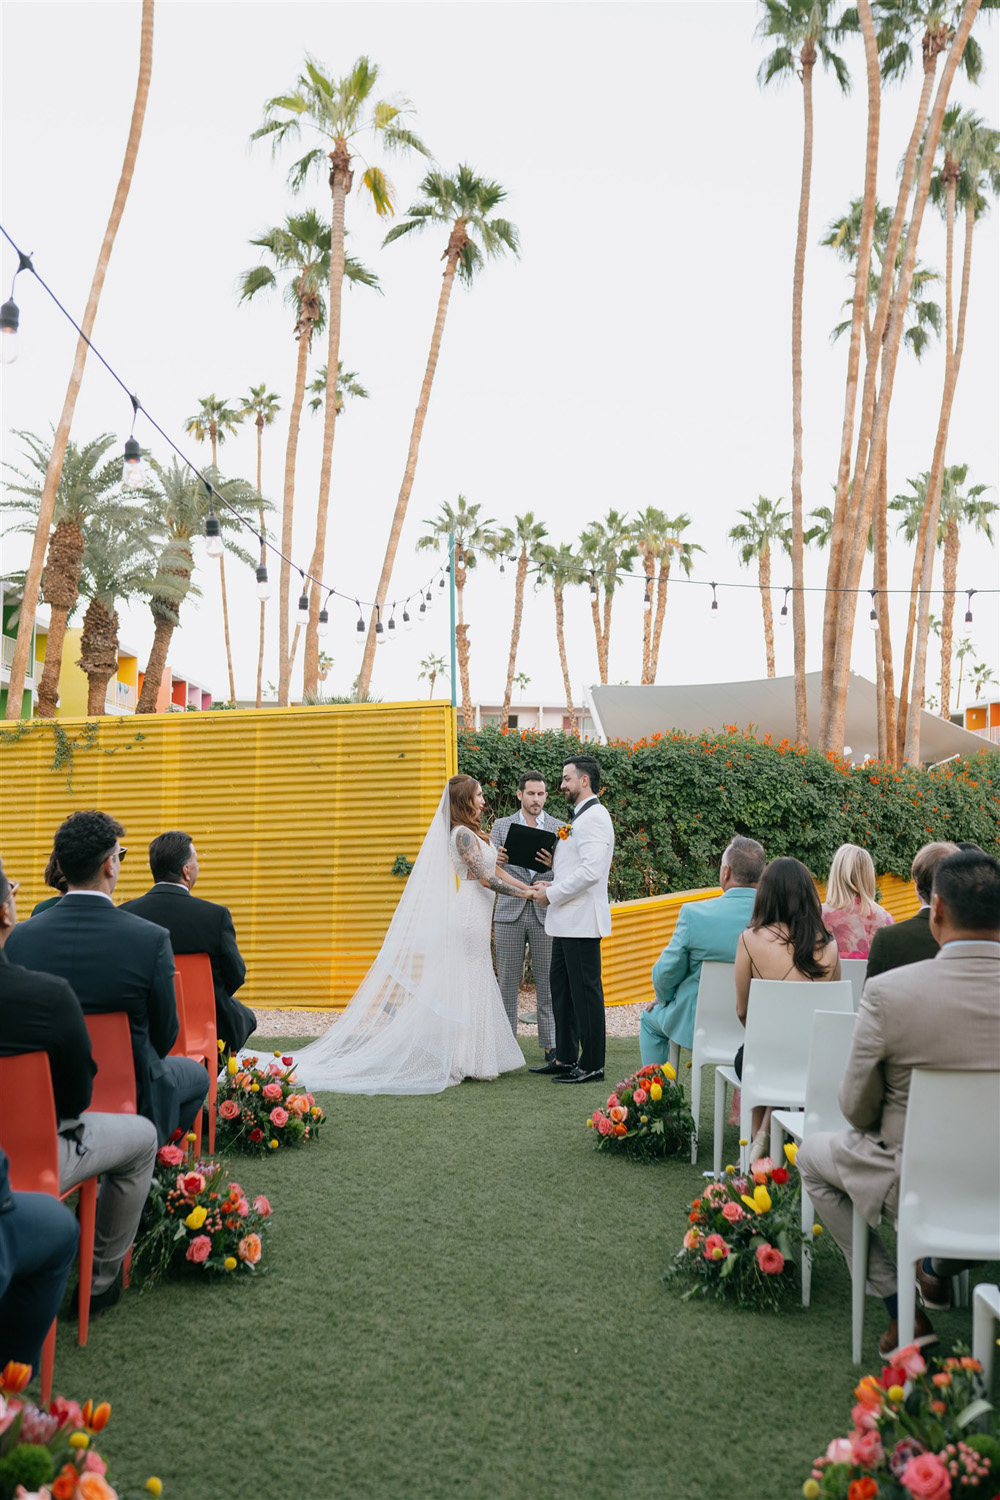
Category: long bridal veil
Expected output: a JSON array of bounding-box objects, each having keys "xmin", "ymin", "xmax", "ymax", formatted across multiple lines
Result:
[{"xmin": 294, "ymin": 785, "xmax": 471, "ymax": 1094}]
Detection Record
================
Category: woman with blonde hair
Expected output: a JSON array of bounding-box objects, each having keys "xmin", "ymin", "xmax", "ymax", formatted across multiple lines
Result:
[{"xmin": 821, "ymin": 843, "xmax": 894, "ymax": 959}]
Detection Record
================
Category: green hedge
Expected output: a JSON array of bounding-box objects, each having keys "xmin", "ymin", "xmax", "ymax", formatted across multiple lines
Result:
[{"xmin": 458, "ymin": 726, "xmax": 1000, "ymax": 902}]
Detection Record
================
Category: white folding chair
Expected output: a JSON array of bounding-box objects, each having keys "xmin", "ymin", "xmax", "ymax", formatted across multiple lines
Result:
[
  {"xmin": 896, "ymin": 1070, "xmax": 1000, "ymax": 1352},
  {"xmin": 771, "ymin": 1010, "xmax": 856, "ymax": 1307},
  {"xmin": 838, "ymin": 958, "xmax": 868, "ymax": 1012},
  {"xmin": 688, "ymin": 962, "xmax": 741, "ymax": 1166},
  {"xmin": 713, "ymin": 979, "xmax": 854, "ymax": 1176},
  {"xmin": 972, "ymin": 1283, "xmax": 1000, "ymax": 1394}
]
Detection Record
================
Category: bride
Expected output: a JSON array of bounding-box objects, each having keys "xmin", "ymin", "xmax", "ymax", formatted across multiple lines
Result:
[{"xmin": 294, "ymin": 774, "xmax": 531, "ymax": 1093}]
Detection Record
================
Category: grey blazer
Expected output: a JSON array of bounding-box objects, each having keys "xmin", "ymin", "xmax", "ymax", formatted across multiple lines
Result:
[
  {"xmin": 832, "ymin": 941, "xmax": 1000, "ymax": 1225},
  {"xmin": 489, "ymin": 811, "xmax": 565, "ymax": 926}
]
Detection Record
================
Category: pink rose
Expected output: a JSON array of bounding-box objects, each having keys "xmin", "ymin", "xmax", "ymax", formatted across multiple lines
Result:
[
  {"xmin": 287, "ymin": 1094, "xmax": 309, "ymax": 1116},
  {"xmin": 49, "ymin": 1396, "xmax": 84, "ymax": 1429},
  {"xmin": 261, "ymin": 1082, "xmax": 284, "ymax": 1102},
  {"xmin": 596, "ymin": 1117, "xmax": 613, "ymax": 1136},
  {"xmin": 253, "ymin": 1195, "xmax": 272, "ymax": 1217},
  {"xmin": 894, "ymin": 1344, "xmax": 928, "ymax": 1379},
  {"xmin": 633, "ymin": 1088, "xmax": 648, "ymax": 1104},
  {"xmin": 606, "ymin": 1094, "xmax": 620, "ymax": 1110},
  {"xmin": 185, "ymin": 1234, "xmax": 212, "ymax": 1264},
  {"xmin": 82, "ymin": 1450, "xmax": 108, "ymax": 1475},
  {"xmin": 682, "ymin": 1228, "xmax": 701, "ymax": 1251},
  {"xmin": 900, "ymin": 1452, "xmax": 952, "ymax": 1500},
  {"xmin": 218, "ymin": 1099, "xmax": 240, "ymax": 1120},
  {"xmin": 702, "ymin": 1233, "xmax": 730, "ymax": 1262},
  {"xmin": 237, "ymin": 1198, "xmax": 250, "ymax": 1217},
  {"xmin": 849, "ymin": 1428, "xmax": 884, "ymax": 1467},
  {"xmin": 755, "ymin": 1244, "xmax": 785, "ymax": 1275},
  {"xmin": 269, "ymin": 1107, "xmax": 289, "ymax": 1128},
  {"xmin": 751, "ymin": 1157, "xmax": 775, "ymax": 1179},
  {"xmin": 825, "ymin": 1438, "xmax": 854, "ymax": 1464},
  {"xmin": 267, "ymin": 1063, "xmax": 283, "ymax": 1077},
  {"xmin": 177, "ymin": 1171, "xmax": 205, "ymax": 1198},
  {"xmin": 156, "ymin": 1144, "xmax": 184, "ymax": 1167},
  {"xmin": 721, "ymin": 1201, "xmax": 744, "ymax": 1224},
  {"xmin": 851, "ymin": 1402, "xmax": 880, "ymax": 1433}
]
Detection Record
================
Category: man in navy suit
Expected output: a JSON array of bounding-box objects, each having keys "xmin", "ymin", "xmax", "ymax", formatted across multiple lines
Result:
[{"xmin": 7, "ymin": 810, "xmax": 207, "ymax": 1145}]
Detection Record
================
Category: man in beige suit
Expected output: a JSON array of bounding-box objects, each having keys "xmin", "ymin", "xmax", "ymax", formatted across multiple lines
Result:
[{"xmin": 798, "ymin": 849, "xmax": 1000, "ymax": 1356}]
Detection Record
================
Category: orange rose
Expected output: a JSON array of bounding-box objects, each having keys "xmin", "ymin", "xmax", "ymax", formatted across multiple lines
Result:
[
  {"xmin": 78, "ymin": 1474, "xmax": 118, "ymax": 1500},
  {"xmin": 238, "ymin": 1233, "xmax": 262, "ymax": 1265},
  {"xmin": 612, "ymin": 1122, "xmax": 627, "ymax": 1137},
  {"xmin": 848, "ymin": 1479, "xmax": 878, "ymax": 1500},
  {"xmin": 52, "ymin": 1465, "xmax": 79, "ymax": 1500}
]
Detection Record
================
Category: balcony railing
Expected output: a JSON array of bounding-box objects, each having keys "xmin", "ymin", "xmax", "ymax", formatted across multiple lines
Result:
[
  {"xmin": 1, "ymin": 635, "xmax": 35, "ymax": 683},
  {"xmin": 104, "ymin": 679, "xmax": 137, "ymax": 712}
]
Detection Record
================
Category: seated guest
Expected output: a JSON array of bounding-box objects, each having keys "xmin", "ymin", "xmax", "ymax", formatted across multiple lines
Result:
[
  {"xmin": 122, "ymin": 831, "xmax": 256, "ymax": 1057},
  {"xmin": 30, "ymin": 851, "xmax": 68, "ymax": 915},
  {"xmin": 735, "ymin": 856, "xmax": 841, "ymax": 1159},
  {"xmin": 640, "ymin": 836, "xmax": 765, "ymax": 1066},
  {"xmin": 0, "ymin": 1146, "xmax": 79, "ymax": 1370},
  {"xmin": 6, "ymin": 810, "xmax": 208, "ymax": 1146},
  {"xmin": 866, "ymin": 841, "xmax": 958, "ymax": 980},
  {"xmin": 821, "ymin": 843, "xmax": 894, "ymax": 958},
  {"xmin": 0, "ymin": 858, "xmax": 157, "ymax": 1321},
  {"xmin": 797, "ymin": 849, "xmax": 1000, "ymax": 1355}
]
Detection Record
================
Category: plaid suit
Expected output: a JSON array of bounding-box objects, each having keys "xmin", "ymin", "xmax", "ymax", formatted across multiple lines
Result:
[{"xmin": 489, "ymin": 811, "xmax": 564, "ymax": 1050}]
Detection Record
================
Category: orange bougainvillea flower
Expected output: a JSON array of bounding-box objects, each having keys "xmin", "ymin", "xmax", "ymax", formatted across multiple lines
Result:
[{"xmin": 0, "ymin": 1360, "xmax": 31, "ymax": 1392}]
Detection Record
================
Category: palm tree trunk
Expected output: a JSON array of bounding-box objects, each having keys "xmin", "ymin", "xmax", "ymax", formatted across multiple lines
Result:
[
  {"xmin": 35, "ymin": 520, "xmax": 86, "ymax": 717},
  {"xmin": 789, "ymin": 43, "xmax": 815, "ymax": 741},
  {"xmin": 218, "ymin": 552, "xmax": 236, "ymax": 703},
  {"xmin": 4, "ymin": 0, "xmax": 154, "ymax": 721},
  {"xmin": 759, "ymin": 547, "xmax": 775, "ymax": 678},
  {"xmin": 357, "ymin": 246, "xmax": 461, "ymax": 697},
  {"xmin": 902, "ymin": 181, "xmax": 974, "ymax": 763},
  {"xmin": 873, "ymin": 453, "xmax": 896, "ymax": 764},
  {"xmin": 455, "ymin": 571, "xmax": 474, "ymax": 730},
  {"xmin": 428, "ymin": 670, "xmax": 437, "ymax": 700},
  {"xmin": 824, "ymin": 1, "xmax": 980, "ymax": 755},
  {"xmin": 500, "ymin": 551, "xmax": 529, "ymax": 730},
  {"xmin": 277, "ymin": 306, "xmax": 314, "ymax": 707},
  {"xmin": 137, "ymin": 615, "xmax": 174, "ymax": 713},
  {"xmin": 821, "ymin": 0, "xmax": 880, "ymax": 710},
  {"xmin": 600, "ymin": 561, "xmax": 616, "ymax": 681},
  {"xmin": 650, "ymin": 556, "xmax": 672, "ymax": 683},
  {"xmin": 302, "ymin": 144, "xmax": 352, "ymax": 698},
  {"xmin": 554, "ymin": 582, "xmax": 577, "ymax": 735},
  {"xmin": 255, "ymin": 414, "xmax": 266, "ymax": 709},
  {"xmin": 641, "ymin": 551, "xmax": 654, "ymax": 683},
  {"xmin": 80, "ymin": 598, "xmax": 120, "ymax": 717},
  {"xmin": 588, "ymin": 587, "xmax": 605, "ymax": 683},
  {"xmin": 939, "ymin": 522, "xmax": 959, "ymax": 719}
]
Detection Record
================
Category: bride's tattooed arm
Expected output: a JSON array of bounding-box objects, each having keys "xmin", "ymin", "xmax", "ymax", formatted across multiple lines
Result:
[{"xmin": 454, "ymin": 828, "xmax": 525, "ymax": 895}]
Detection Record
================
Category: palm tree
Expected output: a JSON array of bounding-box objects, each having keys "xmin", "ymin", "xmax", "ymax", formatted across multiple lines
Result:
[
  {"xmin": 418, "ymin": 653, "xmax": 447, "ymax": 699},
  {"xmin": 136, "ymin": 460, "xmax": 257, "ymax": 713},
  {"xmin": 499, "ymin": 513, "xmax": 547, "ymax": 730},
  {"xmin": 357, "ymin": 166, "xmax": 520, "ymax": 697},
  {"xmin": 242, "ymin": 384, "xmax": 282, "ymax": 709},
  {"xmin": 416, "ymin": 495, "xmax": 497, "ymax": 729},
  {"xmin": 899, "ymin": 107, "xmax": 1000, "ymax": 761},
  {"xmin": 579, "ymin": 511, "xmax": 637, "ymax": 684},
  {"xmin": 307, "ymin": 363, "xmax": 370, "ymax": 416},
  {"xmin": 633, "ymin": 507, "xmax": 668, "ymax": 685},
  {"xmin": 239, "ymin": 212, "xmax": 379, "ymax": 706},
  {"xmin": 184, "ymin": 396, "xmax": 246, "ymax": 703},
  {"xmin": 633, "ymin": 511, "xmax": 701, "ymax": 685},
  {"xmin": 537, "ymin": 543, "xmax": 586, "ymax": 734},
  {"xmin": 757, "ymin": 0, "xmax": 851, "ymax": 741},
  {"xmin": 252, "ymin": 55, "xmax": 429, "ymax": 698},
  {"xmin": 4, "ymin": 0, "xmax": 154, "ymax": 720},
  {"xmin": 729, "ymin": 497, "xmax": 793, "ymax": 678},
  {"xmin": 3, "ymin": 431, "xmax": 138, "ymax": 717},
  {"xmin": 77, "ymin": 504, "xmax": 159, "ymax": 715}
]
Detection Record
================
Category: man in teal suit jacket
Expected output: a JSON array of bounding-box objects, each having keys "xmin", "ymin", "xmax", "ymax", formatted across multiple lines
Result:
[{"xmin": 640, "ymin": 836, "xmax": 766, "ymax": 1063}]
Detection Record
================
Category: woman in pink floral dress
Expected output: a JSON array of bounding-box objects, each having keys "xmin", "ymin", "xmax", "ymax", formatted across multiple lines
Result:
[{"xmin": 820, "ymin": 844, "xmax": 895, "ymax": 959}]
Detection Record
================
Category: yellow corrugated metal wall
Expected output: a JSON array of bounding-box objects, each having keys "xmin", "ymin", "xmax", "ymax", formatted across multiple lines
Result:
[{"xmin": 0, "ymin": 703, "xmax": 456, "ymax": 1009}]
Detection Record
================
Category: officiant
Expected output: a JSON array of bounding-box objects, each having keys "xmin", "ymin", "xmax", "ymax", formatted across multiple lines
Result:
[{"xmin": 490, "ymin": 771, "xmax": 564, "ymax": 1063}]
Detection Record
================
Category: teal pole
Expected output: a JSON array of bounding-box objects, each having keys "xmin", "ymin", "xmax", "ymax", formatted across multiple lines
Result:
[{"xmin": 449, "ymin": 532, "xmax": 458, "ymax": 710}]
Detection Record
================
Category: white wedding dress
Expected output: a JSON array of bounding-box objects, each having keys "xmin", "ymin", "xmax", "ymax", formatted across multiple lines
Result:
[{"xmin": 293, "ymin": 789, "xmax": 525, "ymax": 1094}]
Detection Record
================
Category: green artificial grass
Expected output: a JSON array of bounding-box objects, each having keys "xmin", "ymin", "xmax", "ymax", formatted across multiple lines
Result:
[{"xmin": 48, "ymin": 1037, "xmax": 998, "ymax": 1500}]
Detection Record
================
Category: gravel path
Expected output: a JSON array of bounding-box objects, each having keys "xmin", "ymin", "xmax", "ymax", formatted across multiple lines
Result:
[{"xmin": 251, "ymin": 988, "xmax": 644, "ymax": 1040}]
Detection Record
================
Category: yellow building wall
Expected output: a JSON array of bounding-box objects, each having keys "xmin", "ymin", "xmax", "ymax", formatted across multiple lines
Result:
[
  {"xmin": 55, "ymin": 628, "xmax": 89, "ymax": 717},
  {"xmin": 0, "ymin": 703, "xmax": 457, "ymax": 1009}
]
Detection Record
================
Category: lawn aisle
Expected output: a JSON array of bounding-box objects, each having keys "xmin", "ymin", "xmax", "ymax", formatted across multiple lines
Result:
[{"xmin": 53, "ymin": 1038, "xmax": 997, "ymax": 1499}]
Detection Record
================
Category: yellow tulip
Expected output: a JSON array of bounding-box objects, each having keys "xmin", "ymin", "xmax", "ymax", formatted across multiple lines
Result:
[
  {"xmin": 69, "ymin": 1432, "xmax": 89, "ymax": 1450},
  {"xmin": 802, "ymin": 1482, "xmax": 820, "ymax": 1500},
  {"xmin": 887, "ymin": 1384, "xmax": 905, "ymax": 1404},
  {"xmin": 753, "ymin": 1184, "xmax": 772, "ymax": 1213},
  {"xmin": 784, "ymin": 1141, "xmax": 797, "ymax": 1166},
  {"xmin": 217, "ymin": 1039, "xmax": 225, "ymax": 1052},
  {"xmin": 185, "ymin": 1206, "xmax": 208, "ymax": 1230},
  {"xmin": 661, "ymin": 1062, "xmax": 676, "ymax": 1081},
  {"xmin": 649, "ymin": 1083, "xmax": 662, "ymax": 1101},
  {"xmin": 224, "ymin": 1256, "xmax": 237, "ymax": 1271},
  {"xmin": 146, "ymin": 1479, "xmax": 164, "ymax": 1497},
  {"xmin": 227, "ymin": 1055, "xmax": 238, "ymax": 1076}
]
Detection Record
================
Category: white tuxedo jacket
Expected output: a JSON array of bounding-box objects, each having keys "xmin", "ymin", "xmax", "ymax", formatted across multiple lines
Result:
[{"xmin": 544, "ymin": 798, "xmax": 615, "ymax": 939}]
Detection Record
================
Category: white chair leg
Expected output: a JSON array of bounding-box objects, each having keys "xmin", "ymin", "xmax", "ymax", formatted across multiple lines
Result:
[
  {"xmin": 713, "ymin": 1070, "xmax": 727, "ymax": 1179},
  {"xmin": 800, "ymin": 1187, "xmax": 814, "ymax": 1308},
  {"xmin": 897, "ymin": 1243, "xmax": 917, "ymax": 1352},
  {"xmin": 972, "ymin": 1286, "xmax": 998, "ymax": 1394},
  {"xmin": 668, "ymin": 1040, "xmax": 680, "ymax": 1079},
  {"xmin": 690, "ymin": 1062, "xmax": 701, "ymax": 1167},
  {"xmin": 852, "ymin": 1209, "xmax": 870, "ymax": 1365},
  {"xmin": 739, "ymin": 1089, "xmax": 752, "ymax": 1174},
  {"xmin": 954, "ymin": 1269, "xmax": 970, "ymax": 1309},
  {"xmin": 770, "ymin": 1116, "xmax": 784, "ymax": 1167}
]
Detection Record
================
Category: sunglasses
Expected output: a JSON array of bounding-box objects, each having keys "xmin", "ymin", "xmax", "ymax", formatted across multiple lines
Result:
[{"xmin": 104, "ymin": 846, "xmax": 128, "ymax": 863}]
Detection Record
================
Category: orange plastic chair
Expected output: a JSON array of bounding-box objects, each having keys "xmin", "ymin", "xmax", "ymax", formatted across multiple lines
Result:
[
  {"xmin": 84, "ymin": 1012, "xmax": 137, "ymax": 1116},
  {"xmin": 169, "ymin": 954, "xmax": 218, "ymax": 1154},
  {"xmin": 0, "ymin": 1051, "xmax": 99, "ymax": 1402}
]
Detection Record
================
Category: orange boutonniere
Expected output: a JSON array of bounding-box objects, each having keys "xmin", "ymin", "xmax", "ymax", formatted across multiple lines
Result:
[{"xmin": 557, "ymin": 825, "xmax": 572, "ymax": 840}]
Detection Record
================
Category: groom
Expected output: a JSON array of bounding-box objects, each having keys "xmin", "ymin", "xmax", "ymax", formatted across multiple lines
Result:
[{"xmin": 529, "ymin": 756, "xmax": 615, "ymax": 1084}]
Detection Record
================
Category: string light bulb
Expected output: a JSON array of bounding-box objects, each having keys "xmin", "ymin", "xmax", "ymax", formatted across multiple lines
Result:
[
  {"xmin": 965, "ymin": 589, "xmax": 976, "ymax": 625},
  {"xmin": 779, "ymin": 587, "xmax": 790, "ymax": 627},
  {"xmin": 122, "ymin": 435, "xmax": 145, "ymax": 489},
  {"xmin": 643, "ymin": 583, "xmax": 652, "ymax": 613},
  {"xmin": 869, "ymin": 589, "xmax": 879, "ymax": 631},
  {"xmin": 402, "ymin": 604, "xmax": 412, "ymax": 631},
  {"xmin": 589, "ymin": 572, "xmax": 597, "ymax": 597},
  {"xmin": 256, "ymin": 565, "xmax": 271, "ymax": 601},
  {"xmin": 424, "ymin": 588, "xmax": 433, "ymax": 612},
  {"xmin": 387, "ymin": 609, "xmax": 397, "ymax": 642},
  {"xmin": 709, "ymin": 582, "xmax": 719, "ymax": 620},
  {"xmin": 205, "ymin": 496, "xmax": 223, "ymax": 559},
  {"xmin": 375, "ymin": 608, "xmax": 385, "ymax": 647},
  {"xmin": 438, "ymin": 576, "xmax": 446, "ymax": 592},
  {"xmin": 499, "ymin": 558, "xmax": 506, "ymax": 575},
  {"xmin": 0, "ymin": 298, "xmax": 19, "ymax": 364},
  {"xmin": 355, "ymin": 602, "xmax": 366, "ymax": 643},
  {"xmin": 296, "ymin": 573, "xmax": 309, "ymax": 624},
  {"xmin": 418, "ymin": 599, "xmax": 427, "ymax": 623}
]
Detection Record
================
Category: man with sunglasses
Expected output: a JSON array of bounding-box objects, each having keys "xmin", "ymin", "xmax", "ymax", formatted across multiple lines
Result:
[{"xmin": 7, "ymin": 810, "xmax": 208, "ymax": 1145}]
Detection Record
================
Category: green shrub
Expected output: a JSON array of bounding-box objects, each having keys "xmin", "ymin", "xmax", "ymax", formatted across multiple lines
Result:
[{"xmin": 458, "ymin": 726, "xmax": 1000, "ymax": 901}]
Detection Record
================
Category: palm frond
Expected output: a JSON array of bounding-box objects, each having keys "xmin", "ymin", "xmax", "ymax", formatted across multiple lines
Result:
[
  {"xmin": 289, "ymin": 147, "xmax": 325, "ymax": 192},
  {"xmin": 362, "ymin": 165, "xmax": 396, "ymax": 217}
]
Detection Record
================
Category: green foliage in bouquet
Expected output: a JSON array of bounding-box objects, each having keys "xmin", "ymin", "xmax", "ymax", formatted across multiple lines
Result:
[
  {"xmin": 458, "ymin": 725, "xmax": 1000, "ymax": 898},
  {"xmin": 662, "ymin": 1152, "xmax": 806, "ymax": 1310},
  {"xmin": 587, "ymin": 1062, "xmax": 695, "ymax": 1161},
  {"xmin": 216, "ymin": 1051, "xmax": 325, "ymax": 1155},
  {"xmin": 802, "ymin": 1342, "xmax": 998, "ymax": 1499},
  {"xmin": 131, "ymin": 1139, "xmax": 272, "ymax": 1286}
]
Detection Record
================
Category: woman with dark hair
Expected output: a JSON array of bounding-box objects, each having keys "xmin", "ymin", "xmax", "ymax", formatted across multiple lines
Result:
[
  {"xmin": 734, "ymin": 857, "xmax": 841, "ymax": 1159},
  {"xmin": 30, "ymin": 852, "xmax": 69, "ymax": 915},
  {"xmin": 294, "ymin": 775, "xmax": 532, "ymax": 1093}
]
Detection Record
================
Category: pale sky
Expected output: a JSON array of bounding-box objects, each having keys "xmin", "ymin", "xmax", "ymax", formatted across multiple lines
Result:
[{"xmin": 2, "ymin": 0, "xmax": 998, "ymax": 717}]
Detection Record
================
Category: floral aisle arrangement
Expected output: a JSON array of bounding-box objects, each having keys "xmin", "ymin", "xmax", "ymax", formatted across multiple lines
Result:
[
  {"xmin": 587, "ymin": 1063, "xmax": 695, "ymax": 1161},
  {"xmin": 801, "ymin": 1342, "xmax": 998, "ymax": 1499},
  {"xmin": 132, "ymin": 1138, "xmax": 272, "ymax": 1286},
  {"xmin": 215, "ymin": 1051, "xmax": 325, "ymax": 1155},
  {"xmin": 0, "ymin": 1362, "xmax": 163, "ymax": 1500},
  {"xmin": 662, "ymin": 1151, "xmax": 806, "ymax": 1309}
]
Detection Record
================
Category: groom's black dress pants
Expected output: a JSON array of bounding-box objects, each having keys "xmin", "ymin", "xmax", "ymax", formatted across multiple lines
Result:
[{"xmin": 550, "ymin": 936, "xmax": 605, "ymax": 1074}]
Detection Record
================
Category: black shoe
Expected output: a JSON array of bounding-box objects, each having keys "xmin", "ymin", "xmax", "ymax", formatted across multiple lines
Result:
[
  {"xmin": 529, "ymin": 1058, "xmax": 573, "ymax": 1074},
  {"xmin": 916, "ymin": 1260, "xmax": 952, "ymax": 1311},
  {"xmin": 552, "ymin": 1067, "xmax": 605, "ymax": 1084},
  {"xmin": 70, "ymin": 1279, "xmax": 122, "ymax": 1322}
]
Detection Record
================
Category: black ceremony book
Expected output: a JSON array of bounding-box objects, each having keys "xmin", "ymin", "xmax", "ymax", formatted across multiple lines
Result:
[{"xmin": 502, "ymin": 823, "xmax": 558, "ymax": 874}]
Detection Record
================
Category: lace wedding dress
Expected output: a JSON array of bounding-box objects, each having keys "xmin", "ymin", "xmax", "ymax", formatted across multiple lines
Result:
[{"xmin": 293, "ymin": 789, "xmax": 525, "ymax": 1094}]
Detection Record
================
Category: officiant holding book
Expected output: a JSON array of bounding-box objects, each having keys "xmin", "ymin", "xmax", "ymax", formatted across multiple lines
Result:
[{"xmin": 490, "ymin": 771, "xmax": 564, "ymax": 1062}]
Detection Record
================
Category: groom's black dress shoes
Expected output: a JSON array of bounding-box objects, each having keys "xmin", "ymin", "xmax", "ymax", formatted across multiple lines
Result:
[
  {"xmin": 529, "ymin": 1057, "xmax": 573, "ymax": 1074},
  {"xmin": 552, "ymin": 1067, "xmax": 605, "ymax": 1084}
]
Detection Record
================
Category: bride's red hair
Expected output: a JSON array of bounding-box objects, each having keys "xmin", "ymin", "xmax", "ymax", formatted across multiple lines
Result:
[{"xmin": 448, "ymin": 775, "xmax": 489, "ymax": 843}]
